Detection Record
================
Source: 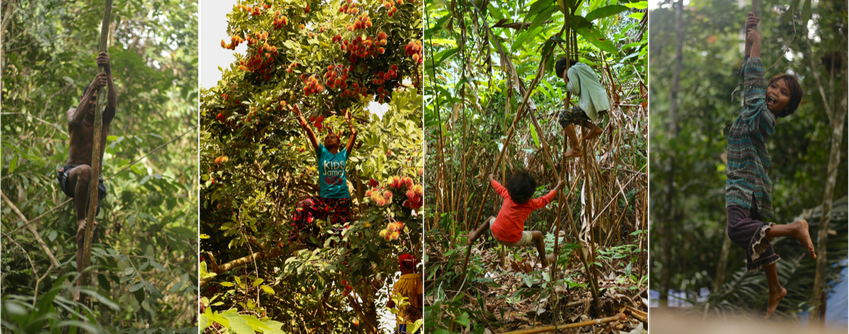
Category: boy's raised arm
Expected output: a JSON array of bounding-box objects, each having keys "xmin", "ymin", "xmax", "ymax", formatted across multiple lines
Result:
[{"xmin": 290, "ymin": 104, "xmax": 320, "ymax": 152}]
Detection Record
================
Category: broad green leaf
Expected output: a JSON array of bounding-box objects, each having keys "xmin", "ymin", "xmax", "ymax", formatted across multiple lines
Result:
[
  {"xmin": 221, "ymin": 312, "xmax": 255, "ymax": 334},
  {"xmin": 801, "ymin": 0, "xmax": 811, "ymax": 24},
  {"xmin": 574, "ymin": 25, "xmax": 618, "ymax": 53},
  {"xmin": 586, "ymin": 5, "xmax": 629, "ymax": 22}
]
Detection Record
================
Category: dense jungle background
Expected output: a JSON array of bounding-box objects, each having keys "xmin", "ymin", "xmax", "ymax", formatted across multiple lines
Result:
[
  {"xmin": 649, "ymin": 0, "xmax": 849, "ymax": 326},
  {"xmin": 423, "ymin": 0, "xmax": 649, "ymax": 332},
  {"xmin": 1, "ymin": 0, "xmax": 199, "ymax": 333}
]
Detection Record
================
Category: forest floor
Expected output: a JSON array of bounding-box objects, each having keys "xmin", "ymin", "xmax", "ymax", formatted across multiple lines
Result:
[{"xmin": 427, "ymin": 234, "xmax": 648, "ymax": 333}]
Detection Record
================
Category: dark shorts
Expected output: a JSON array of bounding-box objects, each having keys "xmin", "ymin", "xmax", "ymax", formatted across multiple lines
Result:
[
  {"xmin": 57, "ymin": 165, "xmax": 107, "ymax": 216},
  {"xmin": 558, "ymin": 106, "xmax": 608, "ymax": 128},
  {"xmin": 727, "ymin": 199, "xmax": 780, "ymax": 272}
]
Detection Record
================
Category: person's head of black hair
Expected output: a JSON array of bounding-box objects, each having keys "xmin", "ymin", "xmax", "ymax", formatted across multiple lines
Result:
[
  {"xmin": 555, "ymin": 57, "xmax": 580, "ymax": 79},
  {"xmin": 81, "ymin": 83, "xmax": 91, "ymax": 102},
  {"xmin": 505, "ymin": 168, "xmax": 536, "ymax": 204}
]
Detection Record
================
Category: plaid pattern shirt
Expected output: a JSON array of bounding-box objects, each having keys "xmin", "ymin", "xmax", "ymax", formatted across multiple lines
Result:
[{"xmin": 725, "ymin": 56, "xmax": 776, "ymax": 219}]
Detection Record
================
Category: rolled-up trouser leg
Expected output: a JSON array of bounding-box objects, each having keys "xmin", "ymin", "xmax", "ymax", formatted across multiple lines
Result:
[{"xmin": 726, "ymin": 199, "xmax": 780, "ymax": 272}]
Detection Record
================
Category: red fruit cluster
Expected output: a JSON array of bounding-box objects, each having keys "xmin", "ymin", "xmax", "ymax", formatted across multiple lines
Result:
[
  {"xmin": 339, "ymin": 0, "xmax": 359, "ymax": 15},
  {"xmin": 369, "ymin": 178, "xmax": 379, "ymax": 187},
  {"xmin": 323, "ymin": 64, "xmax": 350, "ymax": 90},
  {"xmin": 383, "ymin": 0, "xmax": 400, "ymax": 16},
  {"xmin": 238, "ymin": 4, "xmax": 264, "ymax": 16},
  {"xmin": 308, "ymin": 115, "xmax": 325, "ymax": 131},
  {"xmin": 347, "ymin": 14, "xmax": 373, "ymax": 31},
  {"xmin": 342, "ymin": 82, "xmax": 368, "ymax": 99},
  {"xmin": 344, "ymin": 35, "xmax": 387, "ymax": 61},
  {"xmin": 286, "ymin": 62, "xmax": 299, "ymax": 73},
  {"xmin": 273, "ymin": 10, "xmax": 288, "ymax": 29},
  {"xmin": 221, "ymin": 35, "xmax": 244, "ymax": 50},
  {"xmin": 405, "ymin": 40, "xmax": 423, "ymax": 64},
  {"xmin": 304, "ymin": 4, "xmax": 310, "ymax": 13},
  {"xmin": 366, "ymin": 187, "xmax": 392, "ymax": 206},
  {"xmin": 404, "ymin": 184, "xmax": 423, "ymax": 209},
  {"xmin": 216, "ymin": 112, "xmax": 226, "ymax": 122},
  {"xmin": 302, "ymin": 75, "xmax": 324, "ymax": 96}
]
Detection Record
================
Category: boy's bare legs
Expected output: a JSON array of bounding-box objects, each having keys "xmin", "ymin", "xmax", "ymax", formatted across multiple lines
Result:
[
  {"xmin": 765, "ymin": 219, "xmax": 816, "ymax": 259},
  {"xmin": 468, "ymin": 217, "xmax": 495, "ymax": 245},
  {"xmin": 564, "ymin": 125, "xmax": 582, "ymax": 158},
  {"xmin": 764, "ymin": 262, "xmax": 786, "ymax": 319},
  {"xmin": 530, "ymin": 231, "xmax": 550, "ymax": 267},
  {"xmin": 581, "ymin": 120, "xmax": 603, "ymax": 141}
]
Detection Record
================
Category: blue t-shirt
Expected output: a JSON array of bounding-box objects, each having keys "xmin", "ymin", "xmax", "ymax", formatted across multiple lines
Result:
[{"xmin": 317, "ymin": 144, "xmax": 350, "ymax": 199}]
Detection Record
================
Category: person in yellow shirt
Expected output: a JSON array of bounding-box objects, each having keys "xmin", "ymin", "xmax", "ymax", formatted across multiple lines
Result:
[{"xmin": 387, "ymin": 253, "xmax": 422, "ymax": 334}]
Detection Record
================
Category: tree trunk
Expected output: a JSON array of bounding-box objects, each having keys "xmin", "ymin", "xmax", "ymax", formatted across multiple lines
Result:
[
  {"xmin": 714, "ymin": 229, "xmax": 732, "ymax": 292},
  {"xmin": 808, "ymin": 0, "xmax": 849, "ymax": 326},
  {"xmin": 660, "ymin": 0, "xmax": 684, "ymax": 308},
  {"xmin": 0, "ymin": 0, "xmax": 17, "ymax": 91}
]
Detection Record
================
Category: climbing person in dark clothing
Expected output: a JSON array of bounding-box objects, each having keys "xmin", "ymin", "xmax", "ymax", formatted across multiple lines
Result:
[{"xmin": 725, "ymin": 12, "xmax": 813, "ymax": 319}]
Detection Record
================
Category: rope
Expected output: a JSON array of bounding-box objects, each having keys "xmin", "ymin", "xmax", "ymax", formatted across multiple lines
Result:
[{"xmin": 1, "ymin": 124, "xmax": 198, "ymax": 238}]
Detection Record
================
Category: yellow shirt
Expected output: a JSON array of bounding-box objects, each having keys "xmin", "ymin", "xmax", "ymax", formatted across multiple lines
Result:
[{"xmin": 391, "ymin": 273, "xmax": 423, "ymax": 324}]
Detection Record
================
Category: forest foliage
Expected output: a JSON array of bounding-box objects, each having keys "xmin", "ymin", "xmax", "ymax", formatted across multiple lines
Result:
[
  {"xmin": 1, "ymin": 0, "xmax": 199, "ymax": 333},
  {"xmin": 197, "ymin": 0, "xmax": 423, "ymax": 332},
  {"xmin": 423, "ymin": 0, "xmax": 649, "ymax": 332},
  {"xmin": 649, "ymin": 0, "xmax": 848, "ymax": 318}
]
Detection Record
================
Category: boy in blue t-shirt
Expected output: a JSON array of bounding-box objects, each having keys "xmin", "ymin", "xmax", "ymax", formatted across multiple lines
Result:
[{"xmin": 288, "ymin": 104, "xmax": 358, "ymax": 242}]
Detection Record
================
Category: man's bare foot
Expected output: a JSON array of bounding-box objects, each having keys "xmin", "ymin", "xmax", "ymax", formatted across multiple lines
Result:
[
  {"xmin": 467, "ymin": 231, "xmax": 475, "ymax": 245},
  {"xmin": 76, "ymin": 219, "xmax": 99, "ymax": 236},
  {"xmin": 765, "ymin": 287, "xmax": 787, "ymax": 319},
  {"xmin": 582, "ymin": 125, "xmax": 603, "ymax": 141},
  {"xmin": 793, "ymin": 220, "xmax": 816, "ymax": 259},
  {"xmin": 564, "ymin": 149, "xmax": 583, "ymax": 158},
  {"xmin": 540, "ymin": 254, "xmax": 549, "ymax": 268}
]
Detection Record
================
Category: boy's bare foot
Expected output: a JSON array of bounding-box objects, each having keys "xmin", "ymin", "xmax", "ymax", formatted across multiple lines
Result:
[
  {"xmin": 540, "ymin": 254, "xmax": 549, "ymax": 268},
  {"xmin": 582, "ymin": 125, "xmax": 603, "ymax": 141},
  {"xmin": 564, "ymin": 149, "xmax": 583, "ymax": 158},
  {"xmin": 467, "ymin": 231, "xmax": 476, "ymax": 245},
  {"xmin": 547, "ymin": 254, "xmax": 557, "ymax": 266},
  {"xmin": 793, "ymin": 220, "xmax": 816, "ymax": 259},
  {"xmin": 765, "ymin": 286, "xmax": 787, "ymax": 319}
]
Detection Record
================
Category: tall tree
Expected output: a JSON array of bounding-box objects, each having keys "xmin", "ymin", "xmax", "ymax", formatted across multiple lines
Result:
[
  {"xmin": 808, "ymin": 0, "xmax": 848, "ymax": 322},
  {"xmin": 660, "ymin": 0, "xmax": 684, "ymax": 308}
]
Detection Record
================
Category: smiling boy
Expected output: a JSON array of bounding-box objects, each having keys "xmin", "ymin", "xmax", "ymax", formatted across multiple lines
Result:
[{"xmin": 725, "ymin": 12, "xmax": 815, "ymax": 319}]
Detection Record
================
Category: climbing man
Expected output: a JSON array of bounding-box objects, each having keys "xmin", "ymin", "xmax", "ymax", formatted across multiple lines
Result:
[
  {"xmin": 56, "ymin": 51, "xmax": 117, "ymax": 291},
  {"xmin": 554, "ymin": 57, "xmax": 610, "ymax": 158}
]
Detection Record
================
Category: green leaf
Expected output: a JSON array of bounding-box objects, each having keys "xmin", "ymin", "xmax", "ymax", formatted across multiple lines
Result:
[
  {"xmin": 260, "ymin": 320, "xmax": 286, "ymax": 334},
  {"xmin": 624, "ymin": 1, "xmax": 647, "ymax": 9},
  {"xmin": 586, "ymin": 5, "xmax": 629, "ymax": 21},
  {"xmin": 801, "ymin": 0, "xmax": 811, "ymax": 24},
  {"xmin": 527, "ymin": 5, "xmax": 556, "ymax": 35},
  {"xmin": 252, "ymin": 278, "xmax": 264, "ymax": 287},
  {"xmin": 8, "ymin": 155, "xmax": 18, "ymax": 173},
  {"xmin": 455, "ymin": 312, "xmax": 471, "ymax": 327},
  {"xmin": 785, "ymin": 0, "xmax": 800, "ymax": 24},
  {"xmin": 199, "ymin": 314, "xmax": 209, "ymax": 330},
  {"xmin": 261, "ymin": 285, "xmax": 275, "ymax": 294},
  {"xmin": 574, "ymin": 25, "xmax": 618, "ymax": 53},
  {"xmin": 221, "ymin": 312, "xmax": 256, "ymax": 334},
  {"xmin": 243, "ymin": 314, "xmax": 273, "ymax": 331},
  {"xmin": 529, "ymin": 123, "xmax": 540, "ymax": 148}
]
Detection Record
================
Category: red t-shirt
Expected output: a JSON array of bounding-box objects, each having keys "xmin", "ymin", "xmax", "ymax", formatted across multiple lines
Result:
[{"xmin": 489, "ymin": 180, "xmax": 558, "ymax": 243}]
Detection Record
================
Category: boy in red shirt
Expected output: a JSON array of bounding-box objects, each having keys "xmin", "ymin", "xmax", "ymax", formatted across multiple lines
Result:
[{"xmin": 468, "ymin": 169, "xmax": 564, "ymax": 267}]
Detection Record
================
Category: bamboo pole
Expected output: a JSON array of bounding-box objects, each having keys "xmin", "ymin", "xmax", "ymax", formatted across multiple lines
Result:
[
  {"xmin": 78, "ymin": 0, "xmax": 112, "ymax": 305},
  {"xmin": 501, "ymin": 314, "xmax": 626, "ymax": 334}
]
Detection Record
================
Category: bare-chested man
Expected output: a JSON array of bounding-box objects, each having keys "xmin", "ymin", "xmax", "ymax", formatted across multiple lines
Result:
[{"xmin": 56, "ymin": 51, "xmax": 116, "ymax": 277}]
